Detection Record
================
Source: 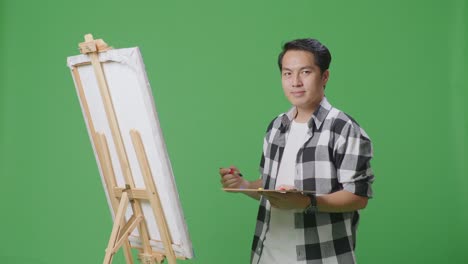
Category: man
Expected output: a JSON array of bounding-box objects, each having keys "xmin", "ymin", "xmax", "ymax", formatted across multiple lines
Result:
[{"xmin": 219, "ymin": 38, "xmax": 374, "ymax": 264}]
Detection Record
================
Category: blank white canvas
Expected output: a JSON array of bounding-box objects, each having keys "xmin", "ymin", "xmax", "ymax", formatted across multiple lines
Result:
[{"xmin": 67, "ymin": 48, "xmax": 193, "ymax": 259}]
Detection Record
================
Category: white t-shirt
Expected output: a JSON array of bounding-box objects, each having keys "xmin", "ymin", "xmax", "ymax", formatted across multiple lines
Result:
[{"xmin": 259, "ymin": 120, "xmax": 309, "ymax": 264}]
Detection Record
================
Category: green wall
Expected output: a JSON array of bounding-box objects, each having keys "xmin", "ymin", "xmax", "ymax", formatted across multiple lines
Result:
[{"xmin": 1, "ymin": 0, "xmax": 467, "ymax": 263}]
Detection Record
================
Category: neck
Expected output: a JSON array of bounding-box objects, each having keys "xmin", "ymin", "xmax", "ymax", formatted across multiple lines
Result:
[
  {"xmin": 295, "ymin": 99, "xmax": 323, "ymax": 122},
  {"xmin": 294, "ymin": 107, "xmax": 315, "ymax": 123}
]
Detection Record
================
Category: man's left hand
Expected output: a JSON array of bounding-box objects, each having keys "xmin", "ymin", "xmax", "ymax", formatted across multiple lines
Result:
[{"xmin": 261, "ymin": 191, "xmax": 310, "ymax": 210}]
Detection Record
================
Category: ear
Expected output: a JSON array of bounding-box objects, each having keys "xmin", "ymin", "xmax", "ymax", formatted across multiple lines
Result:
[
  {"xmin": 322, "ymin": 69, "xmax": 330, "ymax": 82},
  {"xmin": 322, "ymin": 69, "xmax": 330, "ymax": 84}
]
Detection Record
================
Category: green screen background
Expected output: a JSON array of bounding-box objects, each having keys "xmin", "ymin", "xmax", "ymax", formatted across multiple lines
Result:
[{"xmin": 1, "ymin": 0, "xmax": 467, "ymax": 263}]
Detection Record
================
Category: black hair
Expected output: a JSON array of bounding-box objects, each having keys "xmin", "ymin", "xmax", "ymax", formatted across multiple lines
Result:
[{"xmin": 278, "ymin": 38, "xmax": 332, "ymax": 74}]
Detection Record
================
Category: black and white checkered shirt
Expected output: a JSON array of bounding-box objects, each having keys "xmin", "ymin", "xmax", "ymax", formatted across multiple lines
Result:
[{"xmin": 251, "ymin": 97, "xmax": 374, "ymax": 264}]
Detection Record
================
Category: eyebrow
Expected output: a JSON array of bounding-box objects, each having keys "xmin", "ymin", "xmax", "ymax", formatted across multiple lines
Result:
[{"xmin": 281, "ymin": 66, "xmax": 314, "ymax": 71}]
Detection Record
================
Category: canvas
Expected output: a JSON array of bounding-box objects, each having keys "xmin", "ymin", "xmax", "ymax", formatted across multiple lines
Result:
[{"xmin": 67, "ymin": 44, "xmax": 193, "ymax": 262}]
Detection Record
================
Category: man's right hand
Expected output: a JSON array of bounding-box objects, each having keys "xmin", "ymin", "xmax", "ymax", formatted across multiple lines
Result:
[
  {"xmin": 219, "ymin": 166, "xmax": 262, "ymax": 200},
  {"xmin": 219, "ymin": 166, "xmax": 249, "ymax": 189}
]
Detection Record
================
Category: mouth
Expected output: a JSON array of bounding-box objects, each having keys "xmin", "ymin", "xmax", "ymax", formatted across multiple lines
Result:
[{"xmin": 291, "ymin": 91, "xmax": 305, "ymax": 97}]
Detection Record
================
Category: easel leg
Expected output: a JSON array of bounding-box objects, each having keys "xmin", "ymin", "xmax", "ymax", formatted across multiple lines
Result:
[
  {"xmin": 122, "ymin": 240, "xmax": 134, "ymax": 264},
  {"xmin": 103, "ymin": 192, "xmax": 130, "ymax": 264},
  {"xmin": 96, "ymin": 133, "xmax": 135, "ymax": 264},
  {"xmin": 130, "ymin": 130, "xmax": 177, "ymax": 264}
]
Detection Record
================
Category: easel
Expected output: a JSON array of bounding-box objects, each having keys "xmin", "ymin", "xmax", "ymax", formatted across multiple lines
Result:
[{"xmin": 71, "ymin": 34, "xmax": 179, "ymax": 264}]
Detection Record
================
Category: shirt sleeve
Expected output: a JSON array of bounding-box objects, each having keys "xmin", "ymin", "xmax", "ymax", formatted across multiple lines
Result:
[
  {"xmin": 259, "ymin": 142, "xmax": 266, "ymax": 179},
  {"xmin": 259, "ymin": 117, "xmax": 278, "ymax": 182},
  {"xmin": 334, "ymin": 122, "xmax": 375, "ymax": 198}
]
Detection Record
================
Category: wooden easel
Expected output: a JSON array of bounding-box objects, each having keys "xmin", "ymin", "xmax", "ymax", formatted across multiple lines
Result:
[{"xmin": 71, "ymin": 34, "xmax": 178, "ymax": 264}]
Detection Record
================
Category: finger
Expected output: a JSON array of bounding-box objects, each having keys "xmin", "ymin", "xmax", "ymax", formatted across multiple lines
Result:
[
  {"xmin": 219, "ymin": 167, "xmax": 239, "ymax": 176},
  {"xmin": 277, "ymin": 185, "xmax": 286, "ymax": 191},
  {"xmin": 277, "ymin": 184, "xmax": 296, "ymax": 191},
  {"xmin": 223, "ymin": 178, "xmax": 241, "ymax": 188},
  {"xmin": 222, "ymin": 175, "xmax": 242, "ymax": 185},
  {"xmin": 228, "ymin": 166, "xmax": 244, "ymax": 176},
  {"xmin": 221, "ymin": 174, "xmax": 237, "ymax": 182},
  {"xmin": 219, "ymin": 167, "xmax": 231, "ymax": 176},
  {"xmin": 219, "ymin": 175, "xmax": 235, "ymax": 185},
  {"xmin": 224, "ymin": 182, "xmax": 240, "ymax": 189}
]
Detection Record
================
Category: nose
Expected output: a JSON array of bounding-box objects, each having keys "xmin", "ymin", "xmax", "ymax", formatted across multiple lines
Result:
[{"xmin": 292, "ymin": 73, "xmax": 303, "ymax": 87}]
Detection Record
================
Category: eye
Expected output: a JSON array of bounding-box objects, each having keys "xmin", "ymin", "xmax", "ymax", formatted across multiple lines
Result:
[
  {"xmin": 282, "ymin": 72, "xmax": 292, "ymax": 77},
  {"xmin": 301, "ymin": 70, "xmax": 311, "ymax": 75}
]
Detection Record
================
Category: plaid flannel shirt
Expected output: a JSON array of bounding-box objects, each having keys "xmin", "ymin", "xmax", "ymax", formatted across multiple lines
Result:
[{"xmin": 251, "ymin": 97, "xmax": 374, "ymax": 264}]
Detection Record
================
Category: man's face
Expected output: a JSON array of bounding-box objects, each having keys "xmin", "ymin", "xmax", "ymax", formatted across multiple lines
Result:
[{"xmin": 281, "ymin": 50, "xmax": 329, "ymax": 110}]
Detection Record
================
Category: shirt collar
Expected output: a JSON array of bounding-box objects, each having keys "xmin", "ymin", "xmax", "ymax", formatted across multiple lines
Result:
[{"xmin": 280, "ymin": 96, "xmax": 332, "ymax": 131}]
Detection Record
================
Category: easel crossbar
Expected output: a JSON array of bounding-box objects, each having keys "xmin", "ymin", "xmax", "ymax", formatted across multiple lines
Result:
[{"xmin": 114, "ymin": 187, "xmax": 150, "ymax": 200}]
